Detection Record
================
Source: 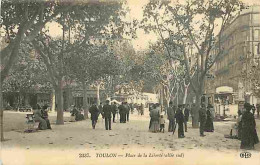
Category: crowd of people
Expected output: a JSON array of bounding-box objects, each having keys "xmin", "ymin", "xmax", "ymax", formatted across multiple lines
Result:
[
  {"xmin": 31, "ymin": 98, "xmax": 259, "ymax": 150},
  {"xmin": 88, "ymin": 100, "xmax": 135, "ymax": 130},
  {"xmin": 148, "ymin": 101, "xmax": 215, "ymax": 139}
]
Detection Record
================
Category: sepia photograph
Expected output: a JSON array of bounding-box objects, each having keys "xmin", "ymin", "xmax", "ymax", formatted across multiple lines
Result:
[{"xmin": 0, "ymin": 0, "xmax": 260, "ymax": 164}]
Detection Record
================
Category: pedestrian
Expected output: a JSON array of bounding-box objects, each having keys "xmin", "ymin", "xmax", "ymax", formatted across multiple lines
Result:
[
  {"xmin": 89, "ymin": 102, "xmax": 99, "ymax": 129},
  {"xmin": 257, "ymin": 104, "xmax": 260, "ymax": 118},
  {"xmin": 240, "ymin": 103, "xmax": 259, "ymax": 149},
  {"xmin": 125, "ymin": 102, "xmax": 130, "ymax": 122},
  {"xmin": 204, "ymin": 104, "xmax": 214, "ymax": 132},
  {"xmin": 199, "ymin": 103, "xmax": 207, "ymax": 137},
  {"xmin": 184, "ymin": 104, "xmax": 190, "ymax": 132},
  {"xmin": 159, "ymin": 114, "xmax": 165, "ymax": 133},
  {"xmin": 167, "ymin": 101, "xmax": 175, "ymax": 132},
  {"xmin": 175, "ymin": 104, "xmax": 185, "ymax": 138},
  {"xmin": 111, "ymin": 102, "xmax": 118, "ymax": 123},
  {"xmin": 149, "ymin": 103, "xmax": 160, "ymax": 133},
  {"xmin": 130, "ymin": 103, "xmax": 134, "ymax": 114},
  {"xmin": 140, "ymin": 103, "xmax": 144, "ymax": 115},
  {"xmin": 229, "ymin": 113, "xmax": 242, "ymax": 139},
  {"xmin": 191, "ymin": 103, "xmax": 196, "ymax": 127},
  {"xmin": 102, "ymin": 100, "xmax": 112, "ymax": 130},
  {"xmin": 149, "ymin": 104, "xmax": 154, "ymax": 129},
  {"xmin": 118, "ymin": 102, "xmax": 125, "ymax": 123},
  {"xmin": 252, "ymin": 104, "xmax": 256, "ymax": 117}
]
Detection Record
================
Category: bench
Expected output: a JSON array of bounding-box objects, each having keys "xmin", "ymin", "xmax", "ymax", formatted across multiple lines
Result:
[{"xmin": 25, "ymin": 114, "xmax": 39, "ymax": 133}]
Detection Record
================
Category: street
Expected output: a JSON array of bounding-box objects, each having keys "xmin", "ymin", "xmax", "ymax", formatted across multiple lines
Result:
[
  {"xmin": 1, "ymin": 110, "xmax": 260, "ymax": 151},
  {"xmin": 1, "ymin": 110, "xmax": 260, "ymax": 165}
]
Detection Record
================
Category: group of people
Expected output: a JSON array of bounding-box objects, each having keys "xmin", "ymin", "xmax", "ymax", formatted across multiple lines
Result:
[
  {"xmin": 88, "ymin": 100, "xmax": 133, "ymax": 130},
  {"xmin": 70, "ymin": 105, "xmax": 85, "ymax": 121},
  {"xmin": 33, "ymin": 104, "xmax": 52, "ymax": 130},
  {"xmin": 230, "ymin": 103, "xmax": 259, "ymax": 149},
  {"xmin": 149, "ymin": 101, "xmax": 215, "ymax": 139}
]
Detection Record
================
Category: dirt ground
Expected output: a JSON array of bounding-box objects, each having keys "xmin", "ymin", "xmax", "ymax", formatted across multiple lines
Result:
[{"xmin": 1, "ymin": 110, "xmax": 260, "ymax": 165}]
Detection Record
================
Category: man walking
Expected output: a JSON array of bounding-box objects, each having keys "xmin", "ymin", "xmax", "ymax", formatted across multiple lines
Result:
[
  {"xmin": 111, "ymin": 102, "xmax": 118, "ymax": 123},
  {"xmin": 199, "ymin": 103, "xmax": 207, "ymax": 137},
  {"xmin": 125, "ymin": 102, "xmax": 130, "ymax": 122},
  {"xmin": 102, "ymin": 100, "xmax": 112, "ymax": 130},
  {"xmin": 118, "ymin": 102, "xmax": 125, "ymax": 123},
  {"xmin": 175, "ymin": 105, "xmax": 185, "ymax": 138},
  {"xmin": 89, "ymin": 102, "xmax": 99, "ymax": 129},
  {"xmin": 167, "ymin": 101, "xmax": 175, "ymax": 132}
]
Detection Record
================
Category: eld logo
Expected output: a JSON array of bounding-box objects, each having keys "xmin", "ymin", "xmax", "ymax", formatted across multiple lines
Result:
[{"xmin": 240, "ymin": 152, "xmax": 251, "ymax": 158}]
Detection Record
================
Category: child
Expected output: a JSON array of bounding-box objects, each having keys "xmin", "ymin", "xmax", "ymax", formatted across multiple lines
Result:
[{"xmin": 159, "ymin": 114, "xmax": 165, "ymax": 133}]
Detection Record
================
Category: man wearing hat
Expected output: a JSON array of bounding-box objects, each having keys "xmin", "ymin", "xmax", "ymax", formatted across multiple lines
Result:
[
  {"xmin": 175, "ymin": 104, "xmax": 185, "ymax": 138},
  {"xmin": 102, "ymin": 100, "xmax": 112, "ymax": 130}
]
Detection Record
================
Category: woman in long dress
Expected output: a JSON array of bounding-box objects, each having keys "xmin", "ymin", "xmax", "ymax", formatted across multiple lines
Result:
[
  {"xmin": 33, "ymin": 104, "xmax": 47, "ymax": 130},
  {"xmin": 204, "ymin": 104, "xmax": 214, "ymax": 132},
  {"xmin": 240, "ymin": 103, "xmax": 259, "ymax": 149},
  {"xmin": 149, "ymin": 104, "xmax": 160, "ymax": 133}
]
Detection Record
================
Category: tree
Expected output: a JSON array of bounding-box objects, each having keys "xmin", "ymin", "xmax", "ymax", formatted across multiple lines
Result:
[
  {"xmin": 2, "ymin": 43, "xmax": 51, "ymax": 108},
  {"xmin": 142, "ymin": 0, "xmax": 244, "ymax": 127},
  {"xmin": 66, "ymin": 43, "xmax": 121, "ymax": 118},
  {"xmin": 31, "ymin": 0, "xmax": 132, "ymax": 124},
  {"xmin": 0, "ymin": 0, "xmax": 74, "ymax": 141}
]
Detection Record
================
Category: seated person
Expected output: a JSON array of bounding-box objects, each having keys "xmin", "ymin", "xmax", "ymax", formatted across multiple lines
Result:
[
  {"xmin": 71, "ymin": 106, "xmax": 84, "ymax": 121},
  {"xmin": 229, "ymin": 115, "xmax": 242, "ymax": 139},
  {"xmin": 41, "ymin": 105, "xmax": 52, "ymax": 129},
  {"xmin": 33, "ymin": 105, "xmax": 47, "ymax": 130}
]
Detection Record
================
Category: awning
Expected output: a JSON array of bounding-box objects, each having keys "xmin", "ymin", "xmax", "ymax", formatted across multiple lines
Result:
[{"xmin": 216, "ymin": 86, "xmax": 234, "ymax": 94}]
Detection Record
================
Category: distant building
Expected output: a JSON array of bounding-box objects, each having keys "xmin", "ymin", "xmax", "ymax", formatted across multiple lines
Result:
[{"xmin": 206, "ymin": 5, "xmax": 260, "ymax": 116}]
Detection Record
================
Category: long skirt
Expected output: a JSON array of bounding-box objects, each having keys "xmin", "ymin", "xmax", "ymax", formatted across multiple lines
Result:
[
  {"xmin": 149, "ymin": 120, "xmax": 159, "ymax": 133},
  {"xmin": 35, "ymin": 117, "xmax": 47, "ymax": 130},
  {"xmin": 241, "ymin": 128, "xmax": 257, "ymax": 149},
  {"xmin": 204, "ymin": 118, "xmax": 214, "ymax": 132}
]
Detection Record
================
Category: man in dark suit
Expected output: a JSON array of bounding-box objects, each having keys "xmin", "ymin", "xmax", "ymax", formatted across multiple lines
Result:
[
  {"xmin": 89, "ymin": 102, "xmax": 99, "ymax": 129},
  {"xmin": 102, "ymin": 100, "xmax": 112, "ymax": 130},
  {"xmin": 118, "ymin": 102, "xmax": 125, "ymax": 123},
  {"xmin": 125, "ymin": 102, "xmax": 130, "ymax": 122},
  {"xmin": 175, "ymin": 104, "xmax": 185, "ymax": 138},
  {"xmin": 111, "ymin": 102, "xmax": 118, "ymax": 123}
]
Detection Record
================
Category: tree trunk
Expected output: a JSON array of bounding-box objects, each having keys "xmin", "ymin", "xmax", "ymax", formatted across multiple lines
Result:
[
  {"xmin": 160, "ymin": 84, "xmax": 163, "ymax": 112},
  {"xmin": 0, "ymin": 83, "xmax": 4, "ymax": 141},
  {"xmin": 56, "ymin": 80, "xmax": 64, "ymax": 125},
  {"xmin": 51, "ymin": 88, "xmax": 56, "ymax": 112},
  {"xmin": 176, "ymin": 84, "xmax": 179, "ymax": 106},
  {"xmin": 82, "ymin": 82, "xmax": 88, "ymax": 119},
  {"xmin": 192, "ymin": 93, "xmax": 200, "ymax": 128},
  {"xmin": 183, "ymin": 84, "xmax": 189, "ymax": 104},
  {"xmin": 96, "ymin": 82, "xmax": 100, "ymax": 106}
]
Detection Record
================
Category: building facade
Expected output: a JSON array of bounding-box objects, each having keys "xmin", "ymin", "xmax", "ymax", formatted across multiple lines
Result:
[{"xmin": 206, "ymin": 6, "xmax": 260, "ymax": 116}]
